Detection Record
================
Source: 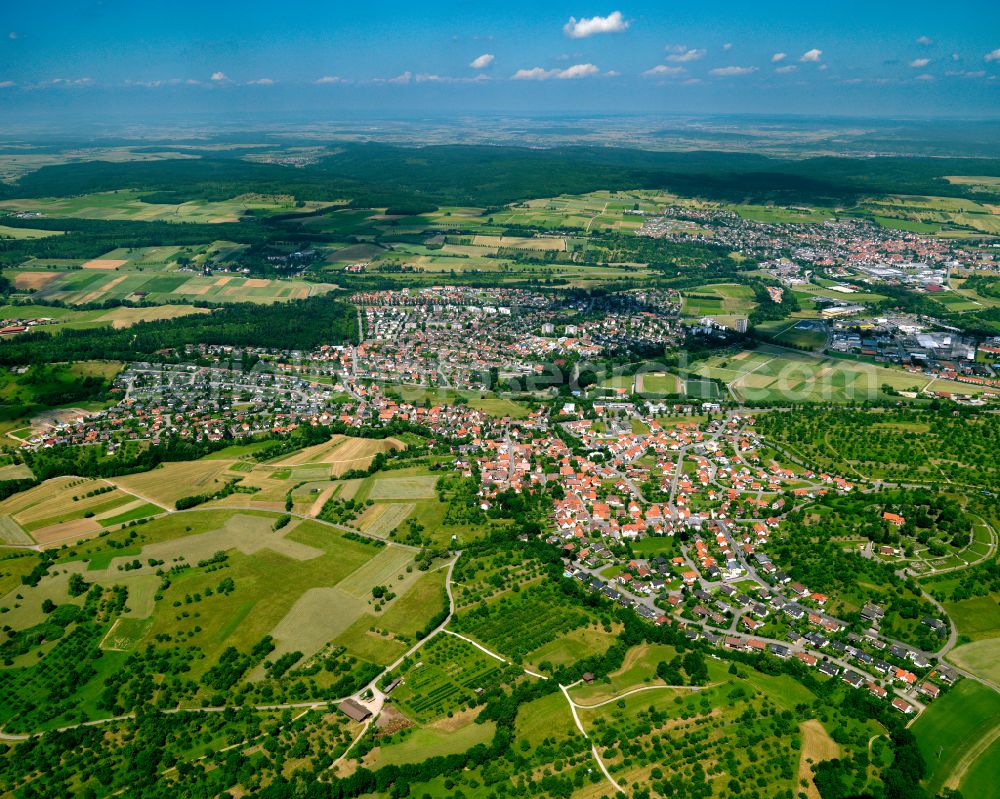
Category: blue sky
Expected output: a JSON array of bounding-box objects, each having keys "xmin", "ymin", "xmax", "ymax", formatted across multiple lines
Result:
[{"xmin": 1, "ymin": 1, "xmax": 998, "ymax": 121}]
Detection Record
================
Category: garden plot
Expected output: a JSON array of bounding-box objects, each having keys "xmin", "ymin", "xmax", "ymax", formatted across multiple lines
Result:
[{"xmin": 392, "ymin": 635, "xmax": 506, "ymax": 722}]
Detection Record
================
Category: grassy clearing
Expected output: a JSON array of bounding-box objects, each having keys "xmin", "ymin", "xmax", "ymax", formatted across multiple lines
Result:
[
  {"xmin": 466, "ymin": 398, "xmax": 531, "ymax": 419},
  {"xmin": 367, "ymin": 713, "xmax": 496, "ymax": 767}
]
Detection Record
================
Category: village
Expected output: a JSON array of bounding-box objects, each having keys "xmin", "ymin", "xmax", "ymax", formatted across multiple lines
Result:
[{"xmin": 11, "ymin": 279, "xmax": 976, "ymax": 726}]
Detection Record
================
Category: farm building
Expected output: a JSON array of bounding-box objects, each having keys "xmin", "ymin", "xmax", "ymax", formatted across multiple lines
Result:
[{"xmin": 339, "ymin": 698, "xmax": 372, "ymax": 722}]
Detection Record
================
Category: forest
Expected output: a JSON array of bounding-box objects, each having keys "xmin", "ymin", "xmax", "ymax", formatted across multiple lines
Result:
[{"xmin": 3, "ymin": 143, "xmax": 1000, "ymax": 209}]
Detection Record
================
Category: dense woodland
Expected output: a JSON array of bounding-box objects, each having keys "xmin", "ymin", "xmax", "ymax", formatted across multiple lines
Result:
[{"xmin": 4, "ymin": 144, "xmax": 999, "ymax": 207}]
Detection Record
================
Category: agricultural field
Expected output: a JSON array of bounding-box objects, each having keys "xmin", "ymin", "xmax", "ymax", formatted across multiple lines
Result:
[
  {"xmin": 362, "ymin": 710, "xmax": 496, "ymax": 769},
  {"xmin": 10, "ymin": 265, "xmax": 333, "ymax": 305},
  {"xmin": 727, "ymin": 203, "xmax": 834, "ymax": 224},
  {"xmin": 478, "ymin": 190, "xmax": 685, "ymax": 233},
  {"xmin": 0, "ymin": 191, "xmax": 331, "ymax": 224},
  {"xmin": 0, "ymin": 475, "xmax": 161, "ymax": 546},
  {"xmin": 466, "ymin": 397, "xmax": 531, "ymax": 418},
  {"xmin": 691, "ymin": 345, "xmax": 949, "ymax": 403},
  {"xmin": 450, "ymin": 584, "xmax": 593, "ymax": 662},
  {"xmin": 680, "ymin": 282, "xmax": 757, "ymax": 323},
  {"xmin": 947, "ymin": 639, "xmax": 1000, "ymax": 686},
  {"xmin": 114, "ymin": 458, "xmax": 237, "ymax": 507},
  {"xmin": 0, "ymin": 505, "xmax": 449, "ymax": 732},
  {"xmin": 271, "ymin": 434, "xmax": 402, "ymax": 475},
  {"xmin": 859, "ymin": 194, "xmax": 1000, "ymax": 237},
  {"xmin": 912, "ymin": 680, "xmax": 1000, "ymax": 796},
  {"xmin": 942, "ymin": 593, "xmax": 1000, "ymax": 642}
]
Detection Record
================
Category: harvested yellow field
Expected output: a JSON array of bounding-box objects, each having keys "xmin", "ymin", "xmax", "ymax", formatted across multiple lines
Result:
[
  {"xmin": 0, "ymin": 476, "xmax": 116, "ymax": 527},
  {"xmin": 81, "ymin": 259, "xmax": 127, "ymax": 269},
  {"xmin": 13, "ymin": 271, "xmax": 62, "ymax": 290},
  {"xmin": 115, "ymin": 459, "xmax": 235, "ymax": 507},
  {"xmin": 471, "ymin": 234, "xmax": 566, "ymax": 251},
  {"xmin": 275, "ymin": 434, "xmax": 348, "ymax": 466},
  {"xmin": 32, "ymin": 518, "xmax": 102, "ymax": 547},
  {"xmin": 328, "ymin": 437, "xmax": 404, "ymax": 476},
  {"xmin": 798, "ymin": 720, "xmax": 841, "ymax": 799},
  {"xmin": 276, "ymin": 435, "xmax": 404, "ymax": 473}
]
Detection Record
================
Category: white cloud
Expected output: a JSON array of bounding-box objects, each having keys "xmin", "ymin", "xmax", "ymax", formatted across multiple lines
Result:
[
  {"xmin": 50, "ymin": 77, "xmax": 94, "ymax": 87},
  {"xmin": 985, "ymin": 48, "xmax": 1000, "ymax": 62},
  {"xmin": 557, "ymin": 62, "xmax": 600, "ymax": 79},
  {"xmin": 210, "ymin": 71, "xmax": 228, "ymax": 81},
  {"xmin": 800, "ymin": 48, "xmax": 823, "ymax": 62},
  {"xmin": 775, "ymin": 64, "xmax": 797, "ymax": 74},
  {"xmin": 512, "ymin": 63, "xmax": 601, "ymax": 80},
  {"xmin": 915, "ymin": 73, "xmax": 934, "ymax": 81},
  {"xmin": 0, "ymin": 80, "xmax": 14, "ymax": 88},
  {"xmin": 771, "ymin": 52, "xmax": 786, "ymax": 62},
  {"xmin": 469, "ymin": 53, "xmax": 494, "ymax": 69},
  {"xmin": 563, "ymin": 11, "xmax": 628, "ymax": 39},
  {"xmin": 910, "ymin": 58, "xmax": 930, "ymax": 68},
  {"xmin": 248, "ymin": 78, "xmax": 275, "ymax": 85},
  {"xmin": 709, "ymin": 66, "xmax": 757, "ymax": 76},
  {"xmin": 513, "ymin": 67, "xmax": 557, "ymax": 80},
  {"xmin": 666, "ymin": 48, "xmax": 705, "ymax": 63},
  {"xmin": 916, "ymin": 36, "xmax": 933, "ymax": 46},
  {"xmin": 387, "ymin": 71, "xmax": 412, "ymax": 84},
  {"xmin": 643, "ymin": 65, "xmax": 685, "ymax": 77},
  {"xmin": 8, "ymin": 32, "xmax": 17, "ymax": 40},
  {"xmin": 316, "ymin": 75, "xmax": 345, "ymax": 84},
  {"xmin": 722, "ymin": 42, "xmax": 733, "ymax": 51}
]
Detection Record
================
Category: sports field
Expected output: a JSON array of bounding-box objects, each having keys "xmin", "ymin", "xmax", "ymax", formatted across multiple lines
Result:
[{"xmin": 638, "ymin": 371, "xmax": 681, "ymax": 394}]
